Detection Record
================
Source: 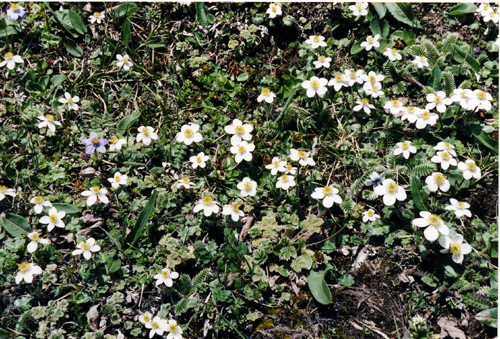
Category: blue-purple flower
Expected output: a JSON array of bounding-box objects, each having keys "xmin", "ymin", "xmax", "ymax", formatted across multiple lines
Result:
[
  {"xmin": 7, "ymin": 3, "xmax": 26, "ymax": 21},
  {"xmin": 81, "ymin": 132, "xmax": 109, "ymax": 155}
]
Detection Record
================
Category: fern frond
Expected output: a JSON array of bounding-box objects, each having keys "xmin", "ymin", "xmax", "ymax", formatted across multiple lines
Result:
[
  {"xmin": 14, "ymin": 310, "xmax": 34, "ymax": 335},
  {"xmin": 441, "ymin": 33, "xmax": 459, "ymax": 54},
  {"xmin": 463, "ymin": 292, "xmax": 494, "ymax": 310},
  {"xmin": 385, "ymin": 61, "xmax": 399, "ymax": 80},
  {"xmin": 340, "ymin": 199, "xmax": 356, "ymax": 214},
  {"xmin": 436, "ymin": 56, "xmax": 446, "ymax": 69},
  {"xmin": 406, "ymin": 161, "xmax": 436, "ymax": 178},
  {"xmin": 0, "ymin": 328, "xmax": 15, "ymax": 339},
  {"xmin": 405, "ymin": 45, "xmax": 426, "ymax": 57},
  {"xmin": 422, "ymin": 39, "xmax": 439, "ymax": 63},
  {"xmin": 192, "ymin": 269, "xmax": 210, "ymax": 290},
  {"xmin": 422, "ymin": 86, "xmax": 437, "ymax": 95},
  {"xmin": 442, "ymin": 72, "xmax": 456, "ymax": 97},
  {"xmin": 175, "ymin": 298, "xmax": 190, "ymax": 316},
  {"xmin": 177, "ymin": 274, "xmax": 193, "ymax": 296},
  {"xmin": 458, "ymin": 79, "xmax": 473, "ymax": 89},
  {"xmin": 347, "ymin": 171, "xmax": 373, "ymax": 197}
]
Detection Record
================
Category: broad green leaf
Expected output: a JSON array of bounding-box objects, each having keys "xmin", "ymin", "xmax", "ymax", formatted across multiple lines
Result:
[
  {"xmin": 491, "ymin": 239, "xmax": 498, "ymax": 259},
  {"xmin": 338, "ymin": 274, "xmax": 355, "ymax": 287},
  {"xmin": 475, "ymin": 308, "xmax": 498, "ymax": 328},
  {"xmin": 375, "ymin": 37, "xmax": 390, "ymax": 53},
  {"xmin": 448, "ymin": 3, "xmax": 478, "ymax": 15},
  {"xmin": 444, "ymin": 265, "xmax": 458, "ymax": 278},
  {"xmin": 428, "ymin": 64, "xmax": 442, "ymax": 91},
  {"xmin": 350, "ymin": 37, "xmax": 367, "ymax": 54},
  {"xmin": 121, "ymin": 19, "xmax": 131, "ymax": 48},
  {"xmin": 370, "ymin": 16, "xmax": 389, "ymax": 38},
  {"xmin": 51, "ymin": 203, "xmax": 80, "ymax": 215},
  {"xmin": 402, "ymin": 28, "xmax": 416, "ymax": 46},
  {"xmin": 452, "ymin": 43, "xmax": 479, "ymax": 73},
  {"xmin": 410, "ymin": 176, "xmax": 428, "ymax": 211},
  {"xmin": 50, "ymin": 74, "xmax": 67, "ymax": 87},
  {"xmin": 109, "ymin": 259, "xmax": 122, "ymax": 273},
  {"xmin": 290, "ymin": 254, "xmax": 312, "ymax": 272},
  {"xmin": 124, "ymin": 190, "xmax": 158, "ymax": 249},
  {"xmin": 421, "ymin": 276, "xmax": 437, "ymax": 287},
  {"xmin": 308, "ymin": 268, "xmax": 332, "ymax": 305},
  {"xmin": 472, "ymin": 130, "xmax": 499, "ymax": 153},
  {"xmin": 302, "ymin": 215, "xmax": 324, "ymax": 233},
  {"xmin": 237, "ymin": 73, "xmax": 249, "ymax": 82},
  {"xmin": 116, "ymin": 110, "xmax": 141, "ymax": 136},
  {"xmin": 51, "ymin": 10, "xmax": 79, "ymax": 38},
  {"xmin": 196, "ymin": 3, "xmax": 208, "ymax": 27},
  {"xmin": 371, "ymin": 3, "xmax": 386, "ymax": 18},
  {"xmin": 385, "ymin": 3, "xmax": 422, "ymax": 29},
  {"xmin": 63, "ymin": 36, "xmax": 83, "ymax": 58},
  {"xmin": 1, "ymin": 212, "xmax": 31, "ymax": 239},
  {"xmin": 68, "ymin": 10, "xmax": 87, "ymax": 35},
  {"xmin": 114, "ymin": 2, "xmax": 139, "ymax": 19},
  {"xmin": 0, "ymin": 18, "xmax": 16, "ymax": 37}
]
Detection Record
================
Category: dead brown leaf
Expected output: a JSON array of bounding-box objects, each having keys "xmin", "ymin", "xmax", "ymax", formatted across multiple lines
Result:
[{"xmin": 438, "ymin": 317, "xmax": 466, "ymax": 339}]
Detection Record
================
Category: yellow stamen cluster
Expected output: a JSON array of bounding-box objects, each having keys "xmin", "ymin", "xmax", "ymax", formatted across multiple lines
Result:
[
  {"xmin": 271, "ymin": 5, "xmax": 277, "ymax": 12},
  {"xmin": 261, "ymin": 88, "xmax": 270, "ymax": 96},
  {"xmin": 29, "ymin": 233, "xmax": 40, "ymax": 241},
  {"xmin": 231, "ymin": 203, "xmax": 240, "ymax": 211},
  {"xmin": 318, "ymin": 55, "xmax": 326, "ymax": 62},
  {"xmin": 440, "ymin": 152, "xmax": 451, "ymax": 160},
  {"xmin": 115, "ymin": 174, "xmax": 121, "ymax": 182},
  {"xmin": 386, "ymin": 182, "xmax": 399, "ymax": 194},
  {"xmin": 45, "ymin": 114, "xmax": 55, "ymax": 121},
  {"xmin": 169, "ymin": 324, "xmax": 179, "ymax": 332},
  {"xmin": 428, "ymin": 214, "xmax": 441, "ymax": 226},
  {"xmin": 298, "ymin": 151, "xmax": 307, "ymax": 159},
  {"xmin": 91, "ymin": 186, "xmax": 101, "ymax": 194},
  {"xmin": 49, "ymin": 214, "xmax": 58, "ymax": 223},
  {"xmin": 234, "ymin": 125, "xmax": 245, "ymax": 135},
  {"xmin": 110, "ymin": 136, "xmax": 119, "ymax": 144},
  {"xmin": 81, "ymin": 242, "xmax": 92, "ymax": 251},
  {"xmin": 142, "ymin": 127, "xmax": 150, "ymax": 135},
  {"xmin": 280, "ymin": 174, "xmax": 289, "ymax": 182},
  {"xmin": 181, "ymin": 177, "xmax": 189, "ymax": 184},
  {"xmin": 322, "ymin": 186, "xmax": 333, "ymax": 195},
  {"xmin": 310, "ymin": 79, "xmax": 320, "ymax": 89},
  {"xmin": 401, "ymin": 141, "xmax": 409, "ymax": 150},
  {"xmin": 91, "ymin": 137, "xmax": 100, "ymax": 144},
  {"xmin": 237, "ymin": 145, "xmax": 247, "ymax": 154},
  {"xmin": 94, "ymin": 12, "xmax": 101, "ymax": 17},
  {"xmin": 196, "ymin": 156, "xmax": 202, "ymax": 163},
  {"xmin": 151, "ymin": 321, "xmax": 160, "ymax": 329},
  {"xmin": 34, "ymin": 196, "xmax": 44, "ymax": 204},
  {"xmin": 334, "ymin": 74, "xmax": 343, "ymax": 82},
  {"xmin": 467, "ymin": 162, "xmax": 477, "ymax": 171},
  {"xmin": 456, "ymin": 201, "xmax": 465, "ymax": 208},
  {"xmin": 434, "ymin": 173, "xmax": 446, "ymax": 185},
  {"xmin": 450, "ymin": 242, "xmax": 461, "ymax": 254},
  {"xmin": 313, "ymin": 36, "xmax": 320, "ymax": 43},
  {"xmin": 4, "ymin": 52, "xmax": 14, "ymax": 59},
  {"xmin": 367, "ymin": 210, "xmax": 374, "ymax": 217},
  {"xmin": 243, "ymin": 182, "xmax": 253, "ymax": 191},
  {"xmin": 0, "ymin": 186, "xmax": 7, "ymax": 192},
  {"xmin": 391, "ymin": 48, "xmax": 397, "ymax": 54},
  {"xmin": 421, "ymin": 111, "xmax": 431, "ymax": 119},
  {"xmin": 476, "ymin": 91, "xmax": 486, "ymax": 100},
  {"xmin": 434, "ymin": 96, "xmax": 443, "ymax": 103},
  {"xmin": 361, "ymin": 98, "xmax": 369, "ymax": 105},
  {"xmin": 161, "ymin": 270, "xmax": 171, "ymax": 279},
  {"xmin": 367, "ymin": 37, "xmax": 374, "ymax": 43},
  {"xmin": 11, "ymin": 4, "xmax": 20, "ymax": 11},
  {"xmin": 123, "ymin": 56, "xmax": 130, "ymax": 63},
  {"xmin": 143, "ymin": 315, "xmax": 151, "ymax": 323},
  {"xmin": 184, "ymin": 128, "xmax": 193, "ymax": 138},
  {"xmin": 202, "ymin": 196, "xmax": 213, "ymax": 205},
  {"xmin": 18, "ymin": 262, "xmax": 30, "ymax": 273}
]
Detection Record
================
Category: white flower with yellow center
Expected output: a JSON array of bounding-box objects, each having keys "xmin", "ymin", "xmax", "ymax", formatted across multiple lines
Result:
[
  {"xmin": 374, "ymin": 179, "xmax": 407, "ymax": 206},
  {"xmin": 361, "ymin": 71, "xmax": 385, "ymax": 86},
  {"xmin": 290, "ymin": 149, "xmax": 315, "ymax": 166},
  {"xmin": 72, "ymin": 237, "xmax": 101, "ymax": 260},
  {"xmin": 394, "ymin": 141, "xmax": 416, "ymax": 159},
  {"xmin": 412, "ymin": 56, "xmax": 429, "ymax": 69},
  {"xmin": 349, "ymin": 2, "xmax": 368, "ymax": 16},
  {"xmin": 230, "ymin": 141, "xmax": 255, "ymax": 163},
  {"xmin": 302, "ymin": 76, "xmax": 328, "ymax": 98},
  {"xmin": 40, "ymin": 207, "xmax": 66, "ymax": 232},
  {"xmin": 30, "ymin": 195, "xmax": 52, "ymax": 214},
  {"xmin": 237, "ymin": 177, "xmax": 257, "ymax": 197},
  {"xmin": 37, "ymin": 114, "xmax": 62, "ymax": 133},
  {"xmin": 0, "ymin": 185, "xmax": 16, "ymax": 201},
  {"xmin": 116, "ymin": 54, "xmax": 133, "ymax": 70},
  {"xmin": 445, "ymin": 198, "xmax": 471, "ymax": 218},
  {"xmin": 344, "ymin": 69, "xmax": 364, "ymax": 86},
  {"xmin": 108, "ymin": 172, "xmax": 128, "ymax": 188},
  {"xmin": 154, "ymin": 267, "xmax": 179, "ymax": 287},
  {"xmin": 425, "ymin": 172, "xmax": 450, "ymax": 192},
  {"xmin": 450, "ymin": 88, "xmax": 473, "ymax": 110},
  {"xmin": 426, "ymin": 91, "xmax": 452, "ymax": 113},
  {"xmin": 266, "ymin": 3, "xmax": 282, "ymax": 18},
  {"xmin": 415, "ymin": 110, "xmax": 438, "ymax": 129},
  {"xmin": 477, "ymin": 3, "xmax": 491, "ymax": 16},
  {"xmin": 193, "ymin": 196, "xmax": 220, "ymax": 216},
  {"xmin": 257, "ymin": 88, "xmax": 276, "ymax": 103},
  {"xmin": 27, "ymin": 231, "xmax": 50, "ymax": 253},
  {"xmin": 189, "ymin": 152, "xmax": 209, "ymax": 169},
  {"xmin": 280, "ymin": 163, "xmax": 297, "ymax": 175},
  {"xmin": 58, "ymin": 92, "xmax": 79, "ymax": 111},
  {"xmin": 108, "ymin": 136, "xmax": 127, "ymax": 151},
  {"xmin": 383, "ymin": 48, "xmax": 402, "ymax": 61},
  {"xmin": 304, "ymin": 35, "xmax": 327, "ymax": 49},
  {"xmin": 313, "ymin": 55, "xmax": 332, "ymax": 69},
  {"xmin": 353, "ymin": 98, "xmax": 375, "ymax": 114},
  {"xmin": 225, "ymin": 119, "xmax": 253, "ymax": 146},
  {"xmin": 0, "ymin": 52, "xmax": 23, "ymax": 70},
  {"xmin": 431, "ymin": 151, "xmax": 457, "ymax": 170},
  {"xmin": 223, "ymin": 203, "xmax": 245, "ymax": 222},
  {"xmin": 176, "ymin": 176, "xmax": 194, "ymax": 189},
  {"xmin": 166, "ymin": 319, "xmax": 183, "ymax": 339},
  {"xmin": 328, "ymin": 74, "xmax": 349, "ymax": 91},
  {"xmin": 363, "ymin": 82, "xmax": 384, "ymax": 98},
  {"xmin": 176, "ymin": 123, "xmax": 203, "ymax": 145},
  {"xmin": 139, "ymin": 312, "xmax": 153, "ymax": 325},
  {"xmin": 458, "ymin": 159, "xmax": 481, "ymax": 180},
  {"xmin": 276, "ymin": 174, "xmax": 295, "ymax": 190},
  {"xmin": 412, "ymin": 212, "xmax": 449, "ymax": 241},
  {"xmin": 401, "ymin": 106, "xmax": 422, "ymax": 123},
  {"xmin": 483, "ymin": 8, "xmax": 499, "ymax": 23},
  {"xmin": 89, "ymin": 11, "xmax": 105, "ymax": 24},
  {"xmin": 311, "ymin": 185, "xmax": 342, "ymax": 208},
  {"xmin": 136, "ymin": 126, "xmax": 158, "ymax": 146},
  {"xmin": 434, "ymin": 141, "xmax": 456, "ymax": 156},
  {"xmin": 266, "ymin": 157, "xmax": 287, "ymax": 175},
  {"xmin": 15, "ymin": 262, "xmax": 42, "ymax": 284},
  {"xmin": 360, "ymin": 34, "xmax": 380, "ymax": 51},
  {"xmin": 145, "ymin": 316, "xmax": 168, "ymax": 338},
  {"xmin": 468, "ymin": 90, "xmax": 493, "ymax": 112},
  {"xmin": 82, "ymin": 186, "xmax": 109, "ymax": 206},
  {"xmin": 362, "ymin": 209, "xmax": 380, "ymax": 223},
  {"xmin": 384, "ymin": 99, "xmax": 405, "ymax": 115},
  {"xmin": 439, "ymin": 234, "xmax": 472, "ymax": 264}
]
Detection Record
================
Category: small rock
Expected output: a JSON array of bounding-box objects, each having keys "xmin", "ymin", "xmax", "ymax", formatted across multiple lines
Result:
[{"xmin": 80, "ymin": 167, "xmax": 96, "ymax": 179}]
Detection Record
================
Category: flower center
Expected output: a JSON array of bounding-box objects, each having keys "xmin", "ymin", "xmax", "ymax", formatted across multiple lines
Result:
[
  {"xmin": 367, "ymin": 37, "xmax": 374, "ymax": 43},
  {"xmin": 234, "ymin": 125, "xmax": 245, "ymax": 135},
  {"xmin": 450, "ymin": 242, "xmax": 461, "ymax": 255},
  {"xmin": 202, "ymin": 196, "xmax": 213, "ymax": 205},
  {"xmin": 34, "ymin": 196, "xmax": 44, "ymax": 204},
  {"xmin": 435, "ymin": 96, "xmax": 442, "ymax": 103},
  {"xmin": 420, "ymin": 56, "xmax": 426, "ymax": 62},
  {"xmin": 367, "ymin": 210, "xmax": 374, "ymax": 217},
  {"xmin": 318, "ymin": 55, "xmax": 326, "ymax": 62},
  {"xmin": 18, "ymin": 262, "xmax": 30, "ymax": 273},
  {"xmin": 313, "ymin": 36, "xmax": 320, "ymax": 43},
  {"xmin": 392, "ymin": 100, "xmax": 400, "ymax": 107},
  {"xmin": 142, "ymin": 127, "xmax": 150, "ymax": 136},
  {"xmin": 310, "ymin": 79, "xmax": 320, "ymax": 89},
  {"xmin": 110, "ymin": 136, "xmax": 118, "ymax": 144},
  {"xmin": 11, "ymin": 4, "xmax": 20, "ymax": 11},
  {"xmin": 349, "ymin": 71, "xmax": 357, "ymax": 78},
  {"xmin": 369, "ymin": 75, "xmax": 376, "ymax": 83},
  {"xmin": 4, "ymin": 52, "xmax": 14, "ymax": 59},
  {"xmin": 476, "ymin": 91, "xmax": 486, "ymax": 100},
  {"xmin": 231, "ymin": 203, "xmax": 239, "ymax": 211},
  {"xmin": 30, "ymin": 233, "xmax": 40, "ymax": 241},
  {"xmin": 280, "ymin": 174, "xmax": 289, "ymax": 182},
  {"xmin": 272, "ymin": 160, "xmax": 279, "ymax": 166},
  {"xmin": 91, "ymin": 137, "xmax": 100, "ymax": 145},
  {"xmin": 357, "ymin": 4, "xmax": 363, "ymax": 10},
  {"xmin": 271, "ymin": 5, "xmax": 277, "ymax": 12},
  {"xmin": 0, "ymin": 186, "xmax": 6, "ymax": 193},
  {"xmin": 386, "ymin": 182, "xmax": 399, "ymax": 194},
  {"xmin": 323, "ymin": 186, "xmax": 333, "ymax": 195},
  {"xmin": 91, "ymin": 186, "xmax": 101, "ymax": 194},
  {"xmin": 115, "ymin": 174, "xmax": 121, "ymax": 182},
  {"xmin": 457, "ymin": 201, "xmax": 465, "ymax": 208},
  {"xmin": 45, "ymin": 114, "xmax": 55, "ymax": 122},
  {"xmin": 123, "ymin": 56, "xmax": 129, "ymax": 63},
  {"xmin": 243, "ymin": 182, "xmax": 253, "ymax": 191},
  {"xmin": 298, "ymin": 150, "xmax": 307, "ymax": 159},
  {"xmin": 434, "ymin": 173, "xmax": 446, "ymax": 185},
  {"xmin": 444, "ymin": 142, "xmax": 452, "ymax": 149},
  {"xmin": 49, "ymin": 214, "xmax": 58, "ymax": 223},
  {"xmin": 441, "ymin": 151, "xmax": 451, "ymax": 160},
  {"xmin": 391, "ymin": 48, "xmax": 397, "ymax": 54},
  {"xmin": 261, "ymin": 88, "xmax": 270, "ymax": 96},
  {"xmin": 361, "ymin": 98, "xmax": 369, "ymax": 105},
  {"xmin": 81, "ymin": 242, "xmax": 92, "ymax": 251},
  {"xmin": 334, "ymin": 74, "xmax": 343, "ymax": 82},
  {"xmin": 427, "ymin": 214, "xmax": 441, "ymax": 227},
  {"xmin": 421, "ymin": 111, "xmax": 431, "ymax": 120},
  {"xmin": 169, "ymin": 324, "xmax": 179, "ymax": 332},
  {"xmin": 184, "ymin": 128, "xmax": 193, "ymax": 138},
  {"xmin": 196, "ymin": 156, "xmax": 202, "ymax": 163},
  {"xmin": 151, "ymin": 321, "xmax": 160, "ymax": 330},
  {"xmin": 67, "ymin": 97, "xmax": 73, "ymax": 104},
  {"xmin": 372, "ymin": 85, "xmax": 379, "ymax": 91},
  {"xmin": 144, "ymin": 315, "xmax": 151, "ymax": 322},
  {"xmin": 401, "ymin": 141, "xmax": 409, "ymax": 150},
  {"xmin": 161, "ymin": 270, "xmax": 171, "ymax": 279},
  {"xmin": 181, "ymin": 177, "xmax": 189, "ymax": 184},
  {"xmin": 482, "ymin": 5, "xmax": 489, "ymax": 10},
  {"xmin": 467, "ymin": 162, "xmax": 477, "ymax": 171},
  {"xmin": 489, "ymin": 11, "xmax": 496, "ymax": 17},
  {"xmin": 407, "ymin": 107, "xmax": 416, "ymax": 114},
  {"xmin": 460, "ymin": 90, "xmax": 468, "ymax": 98},
  {"xmin": 237, "ymin": 145, "xmax": 247, "ymax": 154},
  {"xmin": 94, "ymin": 12, "xmax": 101, "ymax": 17}
]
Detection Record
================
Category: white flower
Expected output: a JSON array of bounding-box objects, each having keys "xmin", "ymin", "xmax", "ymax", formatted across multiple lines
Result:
[
  {"xmin": 108, "ymin": 172, "xmax": 128, "ymax": 188},
  {"xmin": 58, "ymin": 92, "xmax": 79, "ymax": 111},
  {"xmin": 37, "ymin": 114, "xmax": 62, "ymax": 133},
  {"xmin": 40, "ymin": 207, "xmax": 66, "ymax": 232},
  {"xmin": 412, "ymin": 56, "xmax": 429, "ymax": 69},
  {"xmin": 361, "ymin": 71, "xmax": 385, "ymax": 86},
  {"xmin": 412, "ymin": 212, "xmax": 449, "ymax": 241},
  {"xmin": 89, "ymin": 11, "xmax": 105, "ymax": 24},
  {"xmin": 328, "ymin": 74, "xmax": 349, "ymax": 91},
  {"xmin": 458, "ymin": 159, "xmax": 481, "ymax": 180},
  {"xmin": 0, "ymin": 185, "xmax": 16, "ymax": 201},
  {"xmin": 139, "ymin": 312, "xmax": 153, "ymax": 325},
  {"xmin": 431, "ymin": 151, "xmax": 457, "ymax": 170},
  {"xmin": 280, "ymin": 163, "xmax": 297, "ymax": 175},
  {"xmin": 360, "ymin": 34, "xmax": 380, "ymax": 51},
  {"xmin": 425, "ymin": 172, "xmax": 450, "ymax": 192},
  {"xmin": 302, "ymin": 76, "xmax": 329, "ymax": 98},
  {"xmin": 434, "ymin": 141, "xmax": 456, "ymax": 156},
  {"xmin": 266, "ymin": 3, "xmax": 282, "ymax": 18},
  {"xmin": 344, "ymin": 69, "xmax": 364, "ymax": 86},
  {"xmin": 237, "ymin": 177, "xmax": 257, "ymax": 197},
  {"xmin": 154, "ymin": 268, "xmax": 179, "ymax": 287},
  {"xmin": 108, "ymin": 136, "xmax": 127, "ymax": 151},
  {"xmin": 193, "ymin": 196, "xmax": 220, "ymax": 216},
  {"xmin": 136, "ymin": 126, "xmax": 158, "ymax": 146},
  {"xmin": 450, "ymin": 89, "xmax": 473, "ymax": 110},
  {"xmin": 189, "ymin": 152, "xmax": 209, "ymax": 169},
  {"xmin": 116, "ymin": 54, "xmax": 133, "ymax": 70},
  {"xmin": 477, "ymin": 3, "xmax": 491, "ymax": 17},
  {"xmin": 30, "ymin": 196, "xmax": 52, "ymax": 214},
  {"xmin": 176, "ymin": 123, "xmax": 203, "ymax": 145},
  {"xmin": 257, "ymin": 88, "xmax": 276, "ymax": 103},
  {"xmin": 394, "ymin": 141, "xmax": 416, "ymax": 159},
  {"xmin": 289, "ymin": 149, "xmax": 315, "ymax": 166},
  {"xmin": 439, "ymin": 234, "xmax": 472, "ymax": 264},
  {"xmin": 374, "ymin": 179, "xmax": 407, "ymax": 206},
  {"xmin": 483, "ymin": 8, "xmax": 499, "ymax": 23},
  {"xmin": 266, "ymin": 157, "xmax": 287, "ymax": 175},
  {"xmin": 425, "ymin": 91, "xmax": 452, "ymax": 113},
  {"xmin": 304, "ymin": 35, "xmax": 327, "ymax": 49},
  {"xmin": 0, "ymin": 52, "xmax": 23, "ymax": 70},
  {"xmin": 166, "ymin": 319, "xmax": 183, "ymax": 339},
  {"xmin": 468, "ymin": 90, "xmax": 493, "ymax": 112},
  {"xmin": 349, "ymin": 2, "xmax": 368, "ymax": 16},
  {"xmin": 311, "ymin": 185, "xmax": 342, "ymax": 208},
  {"xmin": 353, "ymin": 98, "xmax": 375, "ymax": 114},
  {"xmin": 82, "ymin": 186, "xmax": 109, "ymax": 206},
  {"xmin": 415, "ymin": 110, "xmax": 438, "ymax": 129},
  {"xmin": 230, "ymin": 141, "xmax": 255, "ymax": 163},
  {"xmin": 176, "ymin": 176, "xmax": 194, "ymax": 189},
  {"xmin": 145, "ymin": 316, "xmax": 168, "ymax": 338},
  {"xmin": 384, "ymin": 99, "xmax": 405, "ymax": 115},
  {"xmin": 15, "ymin": 262, "xmax": 42, "ymax": 284},
  {"xmin": 72, "ymin": 237, "xmax": 101, "ymax": 260},
  {"xmin": 223, "ymin": 203, "xmax": 244, "ymax": 222},
  {"xmin": 445, "ymin": 198, "xmax": 471, "ymax": 218},
  {"xmin": 225, "ymin": 119, "xmax": 253, "ymax": 146},
  {"xmin": 276, "ymin": 174, "xmax": 295, "ymax": 190},
  {"xmin": 363, "ymin": 209, "xmax": 380, "ymax": 223},
  {"xmin": 383, "ymin": 48, "xmax": 402, "ymax": 61},
  {"xmin": 313, "ymin": 55, "xmax": 332, "ymax": 69},
  {"xmin": 363, "ymin": 83, "xmax": 384, "ymax": 98},
  {"xmin": 400, "ymin": 106, "xmax": 422, "ymax": 123},
  {"xmin": 27, "ymin": 231, "xmax": 50, "ymax": 253}
]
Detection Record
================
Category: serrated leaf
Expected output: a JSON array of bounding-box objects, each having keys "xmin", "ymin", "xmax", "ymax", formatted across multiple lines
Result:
[
  {"xmin": 428, "ymin": 64, "xmax": 442, "ymax": 91},
  {"xmin": 116, "ymin": 110, "xmax": 141, "ymax": 136},
  {"xmin": 403, "ymin": 28, "xmax": 416, "ymax": 46},
  {"xmin": 68, "ymin": 10, "xmax": 87, "ymax": 35},
  {"xmin": 448, "ymin": 3, "xmax": 478, "ymax": 16},
  {"xmin": 50, "ymin": 74, "xmax": 67, "ymax": 87},
  {"xmin": 291, "ymin": 254, "xmax": 312, "ymax": 272},
  {"xmin": 444, "ymin": 265, "xmax": 458, "ymax": 278},
  {"xmin": 1, "ymin": 213, "xmax": 31, "ymax": 238},
  {"xmin": 385, "ymin": 3, "xmax": 422, "ymax": 29},
  {"xmin": 308, "ymin": 268, "xmax": 332, "ymax": 305},
  {"xmin": 0, "ymin": 18, "xmax": 16, "ymax": 38},
  {"xmin": 475, "ymin": 308, "xmax": 498, "ymax": 328},
  {"xmin": 339, "ymin": 274, "xmax": 355, "ymax": 287},
  {"xmin": 302, "ymin": 215, "xmax": 324, "ymax": 233}
]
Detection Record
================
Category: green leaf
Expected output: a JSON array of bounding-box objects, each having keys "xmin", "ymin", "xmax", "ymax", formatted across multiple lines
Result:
[
  {"xmin": 472, "ymin": 130, "xmax": 499, "ymax": 153},
  {"xmin": 308, "ymin": 269, "xmax": 332, "ymax": 305},
  {"xmin": 444, "ymin": 265, "xmax": 458, "ymax": 278},
  {"xmin": 350, "ymin": 37, "xmax": 367, "ymax": 55},
  {"xmin": 121, "ymin": 19, "xmax": 131, "ymax": 48},
  {"xmin": 0, "ymin": 328, "xmax": 15, "ymax": 338},
  {"xmin": 116, "ymin": 110, "xmax": 141, "ymax": 136},
  {"xmin": 290, "ymin": 254, "xmax": 312, "ymax": 272},
  {"xmin": 428, "ymin": 64, "xmax": 442, "ymax": 91},
  {"xmin": 109, "ymin": 259, "xmax": 122, "ymax": 273},
  {"xmin": 421, "ymin": 276, "xmax": 437, "ymax": 287},
  {"xmin": 124, "ymin": 190, "xmax": 158, "ymax": 249},
  {"xmin": 371, "ymin": 3, "xmax": 386, "ymax": 18},
  {"xmin": 237, "ymin": 73, "xmax": 249, "ymax": 82},
  {"xmin": 50, "ymin": 74, "xmax": 67, "ymax": 87},
  {"xmin": 338, "ymin": 274, "xmax": 355, "ymax": 287},
  {"xmin": 475, "ymin": 308, "xmax": 498, "ymax": 328},
  {"xmin": 63, "ymin": 36, "xmax": 83, "ymax": 58},
  {"xmin": 370, "ymin": 16, "xmax": 389, "ymax": 38},
  {"xmin": 0, "ymin": 212, "xmax": 31, "ymax": 239},
  {"xmin": 0, "ymin": 18, "xmax": 16, "ymax": 38},
  {"xmin": 402, "ymin": 28, "xmax": 416, "ymax": 46},
  {"xmin": 491, "ymin": 239, "xmax": 498, "ymax": 259},
  {"xmin": 301, "ymin": 215, "xmax": 324, "ymax": 233},
  {"xmin": 50, "ymin": 203, "xmax": 80, "ymax": 215},
  {"xmin": 385, "ymin": 3, "xmax": 422, "ymax": 29},
  {"xmin": 375, "ymin": 37, "xmax": 390, "ymax": 53},
  {"xmin": 114, "ymin": 2, "xmax": 139, "ymax": 19},
  {"xmin": 448, "ymin": 3, "xmax": 478, "ymax": 15},
  {"xmin": 410, "ymin": 175, "xmax": 428, "ymax": 211},
  {"xmin": 452, "ymin": 43, "xmax": 479, "ymax": 73},
  {"xmin": 196, "ymin": 3, "xmax": 208, "ymax": 27},
  {"xmin": 68, "ymin": 10, "xmax": 87, "ymax": 35}
]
